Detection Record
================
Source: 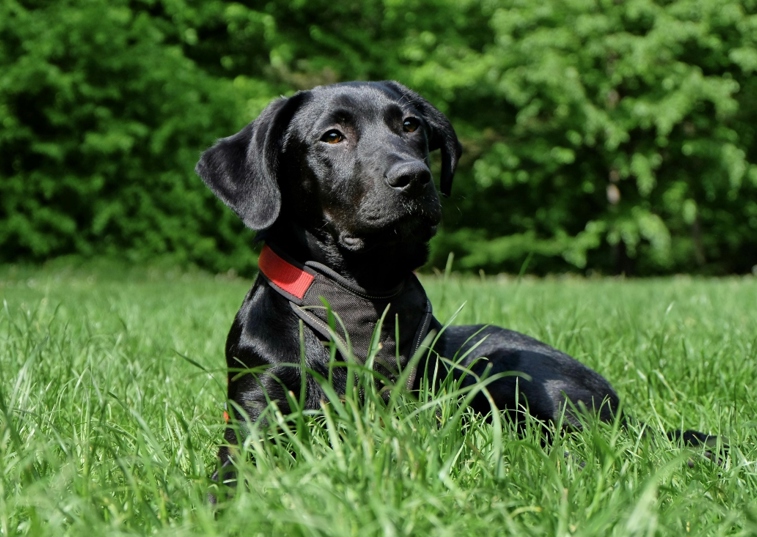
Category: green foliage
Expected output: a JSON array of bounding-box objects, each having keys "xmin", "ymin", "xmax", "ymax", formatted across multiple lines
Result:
[
  {"xmin": 429, "ymin": 0, "xmax": 757, "ymax": 274},
  {"xmin": 2, "ymin": 0, "xmax": 757, "ymax": 274},
  {"xmin": 1, "ymin": 266, "xmax": 756, "ymax": 534},
  {"xmin": 0, "ymin": 0, "xmax": 259, "ymax": 272}
]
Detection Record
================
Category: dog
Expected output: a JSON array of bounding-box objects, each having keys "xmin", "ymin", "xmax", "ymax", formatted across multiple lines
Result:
[{"xmin": 197, "ymin": 81, "xmax": 717, "ymax": 485}]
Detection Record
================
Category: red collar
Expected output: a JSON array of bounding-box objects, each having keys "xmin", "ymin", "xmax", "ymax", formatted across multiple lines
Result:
[{"xmin": 257, "ymin": 245, "xmax": 315, "ymax": 300}]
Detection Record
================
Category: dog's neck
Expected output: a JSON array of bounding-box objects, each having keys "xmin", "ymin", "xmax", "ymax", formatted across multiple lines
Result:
[{"xmin": 261, "ymin": 223, "xmax": 429, "ymax": 292}]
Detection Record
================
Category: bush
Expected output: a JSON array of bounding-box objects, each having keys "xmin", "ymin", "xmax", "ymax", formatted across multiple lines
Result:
[
  {"xmin": 2, "ymin": 0, "xmax": 756, "ymax": 275},
  {"xmin": 0, "ymin": 0, "xmax": 259, "ymax": 272},
  {"xmin": 423, "ymin": 0, "xmax": 757, "ymax": 274}
]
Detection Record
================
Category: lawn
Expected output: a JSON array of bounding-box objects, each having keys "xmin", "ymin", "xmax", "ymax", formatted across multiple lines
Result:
[{"xmin": 1, "ymin": 263, "xmax": 755, "ymax": 536}]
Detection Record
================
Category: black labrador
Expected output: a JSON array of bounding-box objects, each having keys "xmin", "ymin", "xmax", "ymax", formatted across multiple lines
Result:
[{"xmin": 197, "ymin": 81, "xmax": 716, "ymax": 484}]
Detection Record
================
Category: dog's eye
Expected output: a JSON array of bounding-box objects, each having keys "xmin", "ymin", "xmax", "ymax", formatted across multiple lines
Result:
[
  {"xmin": 403, "ymin": 117, "xmax": 420, "ymax": 133},
  {"xmin": 321, "ymin": 130, "xmax": 344, "ymax": 144}
]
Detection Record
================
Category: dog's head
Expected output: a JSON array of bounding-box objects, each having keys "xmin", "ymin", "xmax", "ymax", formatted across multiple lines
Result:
[{"xmin": 197, "ymin": 81, "xmax": 461, "ymax": 264}]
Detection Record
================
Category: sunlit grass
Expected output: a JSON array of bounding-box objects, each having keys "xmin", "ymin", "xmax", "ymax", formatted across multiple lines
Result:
[{"xmin": 1, "ymin": 264, "xmax": 756, "ymax": 536}]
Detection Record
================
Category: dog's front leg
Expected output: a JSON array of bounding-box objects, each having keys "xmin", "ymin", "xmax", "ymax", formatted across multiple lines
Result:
[{"xmin": 211, "ymin": 316, "xmax": 334, "ymax": 502}]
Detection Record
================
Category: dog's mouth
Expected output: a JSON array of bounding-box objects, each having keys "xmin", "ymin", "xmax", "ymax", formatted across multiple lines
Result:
[
  {"xmin": 326, "ymin": 185, "xmax": 442, "ymax": 253},
  {"xmin": 338, "ymin": 214, "xmax": 439, "ymax": 253}
]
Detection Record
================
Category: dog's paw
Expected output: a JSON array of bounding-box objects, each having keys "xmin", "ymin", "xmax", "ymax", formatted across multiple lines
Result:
[{"xmin": 208, "ymin": 462, "xmax": 238, "ymax": 506}]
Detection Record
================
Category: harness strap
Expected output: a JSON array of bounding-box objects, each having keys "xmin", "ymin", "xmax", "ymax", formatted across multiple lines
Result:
[{"xmin": 256, "ymin": 244, "xmax": 435, "ymax": 388}]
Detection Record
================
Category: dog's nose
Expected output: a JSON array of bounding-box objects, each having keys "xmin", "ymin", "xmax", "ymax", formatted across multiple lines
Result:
[{"xmin": 385, "ymin": 162, "xmax": 432, "ymax": 193}]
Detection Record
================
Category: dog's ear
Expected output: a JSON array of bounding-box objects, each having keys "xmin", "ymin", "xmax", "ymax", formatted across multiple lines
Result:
[
  {"xmin": 384, "ymin": 81, "xmax": 462, "ymax": 197},
  {"xmin": 196, "ymin": 93, "xmax": 306, "ymax": 230}
]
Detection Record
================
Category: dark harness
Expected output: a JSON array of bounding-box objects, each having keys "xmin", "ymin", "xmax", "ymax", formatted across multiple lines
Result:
[{"xmin": 257, "ymin": 244, "xmax": 436, "ymax": 388}]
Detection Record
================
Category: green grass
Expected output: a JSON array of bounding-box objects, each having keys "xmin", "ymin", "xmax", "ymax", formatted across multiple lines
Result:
[{"xmin": 1, "ymin": 263, "xmax": 756, "ymax": 536}]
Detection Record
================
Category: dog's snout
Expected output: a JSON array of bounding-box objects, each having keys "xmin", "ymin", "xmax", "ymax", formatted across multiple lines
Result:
[{"xmin": 385, "ymin": 162, "xmax": 432, "ymax": 192}]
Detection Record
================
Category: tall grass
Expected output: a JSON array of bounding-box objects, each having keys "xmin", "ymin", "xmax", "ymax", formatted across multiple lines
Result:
[{"xmin": 1, "ymin": 264, "xmax": 755, "ymax": 536}]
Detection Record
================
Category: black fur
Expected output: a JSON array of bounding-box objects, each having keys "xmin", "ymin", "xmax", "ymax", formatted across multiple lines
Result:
[{"xmin": 197, "ymin": 81, "xmax": 718, "ymax": 487}]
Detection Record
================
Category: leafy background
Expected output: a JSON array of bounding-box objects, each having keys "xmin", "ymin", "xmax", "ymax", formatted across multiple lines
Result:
[{"xmin": 2, "ymin": 0, "xmax": 756, "ymax": 275}]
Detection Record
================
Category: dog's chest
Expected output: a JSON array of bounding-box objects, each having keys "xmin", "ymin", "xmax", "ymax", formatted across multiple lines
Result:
[{"xmin": 257, "ymin": 245, "xmax": 435, "ymax": 387}]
